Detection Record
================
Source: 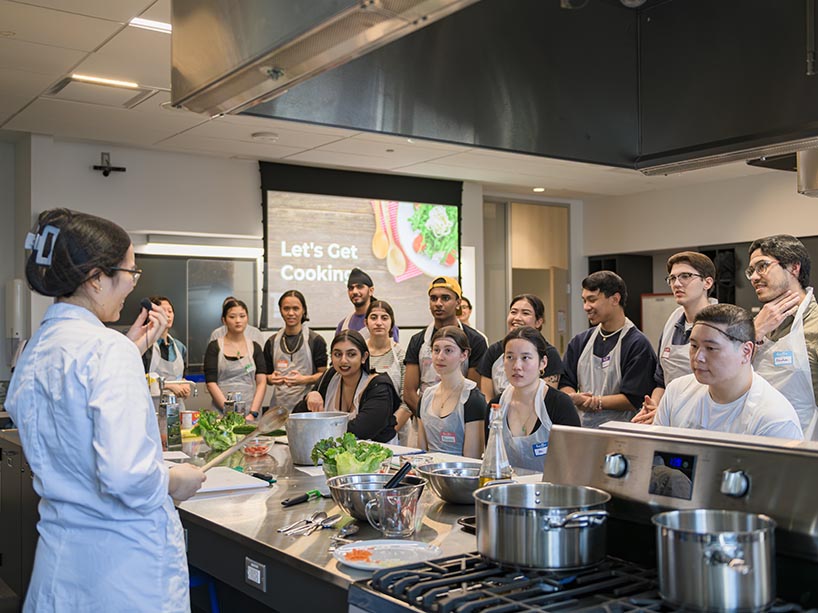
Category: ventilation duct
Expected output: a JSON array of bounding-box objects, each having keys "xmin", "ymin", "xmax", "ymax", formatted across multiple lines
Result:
[
  {"xmin": 171, "ymin": 0, "xmax": 481, "ymax": 116},
  {"xmin": 797, "ymin": 149, "xmax": 818, "ymax": 197}
]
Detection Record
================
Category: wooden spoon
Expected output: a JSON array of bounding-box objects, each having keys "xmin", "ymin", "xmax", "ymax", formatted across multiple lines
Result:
[
  {"xmin": 371, "ymin": 201, "xmax": 389, "ymax": 259},
  {"xmin": 200, "ymin": 406, "xmax": 289, "ymax": 472},
  {"xmin": 382, "ymin": 202, "xmax": 407, "ymax": 276}
]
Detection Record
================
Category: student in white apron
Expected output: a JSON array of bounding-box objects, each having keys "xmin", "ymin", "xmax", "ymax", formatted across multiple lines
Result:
[
  {"xmin": 655, "ymin": 304, "xmax": 803, "ymax": 440},
  {"xmin": 747, "ymin": 235, "xmax": 818, "ymax": 439},
  {"xmin": 633, "ymin": 252, "xmax": 716, "ymax": 424},
  {"xmin": 203, "ymin": 298, "xmax": 266, "ymax": 419},
  {"xmin": 297, "ymin": 330, "xmax": 399, "ymax": 443},
  {"xmin": 479, "ymin": 294, "xmax": 564, "ymax": 401},
  {"xmin": 560, "ymin": 271, "xmax": 657, "ymax": 428},
  {"xmin": 492, "ymin": 327, "xmax": 580, "ymax": 472},
  {"xmin": 142, "ymin": 296, "xmax": 191, "ymax": 404},
  {"xmin": 364, "ymin": 300, "xmax": 412, "ymax": 445},
  {"xmin": 418, "ymin": 326, "xmax": 487, "ymax": 458},
  {"xmin": 264, "ymin": 290, "xmax": 327, "ymax": 411}
]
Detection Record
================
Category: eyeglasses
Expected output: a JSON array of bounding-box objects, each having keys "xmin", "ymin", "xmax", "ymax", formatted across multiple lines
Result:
[
  {"xmin": 111, "ymin": 267, "xmax": 142, "ymax": 284},
  {"xmin": 744, "ymin": 260, "xmax": 779, "ymax": 280},
  {"xmin": 665, "ymin": 272, "xmax": 704, "ymax": 286}
]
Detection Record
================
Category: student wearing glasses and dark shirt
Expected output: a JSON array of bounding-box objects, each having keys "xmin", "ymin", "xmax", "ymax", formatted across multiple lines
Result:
[{"xmin": 633, "ymin": 252, "xmax": 715, "ymax": 424}]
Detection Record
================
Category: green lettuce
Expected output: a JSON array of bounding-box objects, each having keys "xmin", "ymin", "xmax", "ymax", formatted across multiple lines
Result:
[
  {"xmin": 191, "ymin": 410, "xmax": 247, "ymax": 451},
  {"xmin": 311, "ymin": 432, "xmax": 393, "ymax": 477}
]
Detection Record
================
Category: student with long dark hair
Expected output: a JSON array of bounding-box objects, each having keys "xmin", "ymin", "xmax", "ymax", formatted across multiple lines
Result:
[
  {"xmin": 295, "ymin": 330, "xmax": 399, "ymax": 443},
  {"xmin": 6, "ymin": 209, "xmax": 205, "ymax": 612},
  {"xmin": 263, "ymin": 290, "xmax": 327, "ymax": 411}
]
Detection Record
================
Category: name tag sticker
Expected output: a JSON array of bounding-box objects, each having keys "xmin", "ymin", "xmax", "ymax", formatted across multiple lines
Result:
[
  {"xmin": 601, "ymin": 355, "xmax": 612, "ymax": 369},
  {"xmin": 662, "ymin": 347, "xmax": 672, "ymax": 359},
  {"xmin": 532, "ymin": 441, "xmax": 549, "ymax": 456},
  {"xmin": 441, "ymin": 431, "xmax": 457, "ymax": 444},
  {"xmin": 773, "ymin": 351, "xmax": 794, "ymax": 367},
  {"xmin": 276, "ymin": 358, "xmax": 289, "ymax": 371}
]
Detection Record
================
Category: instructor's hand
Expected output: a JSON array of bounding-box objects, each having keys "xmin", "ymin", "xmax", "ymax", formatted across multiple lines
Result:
[{"xmin": 168, "ymin": 463, "xmax": 206, "ymax": 501}]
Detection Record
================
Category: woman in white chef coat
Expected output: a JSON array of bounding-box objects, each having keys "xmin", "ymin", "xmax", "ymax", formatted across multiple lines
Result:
[
  {"xmin": 491, "ymin": 326, "xmax": 580, "ymax": 471},
  {"xmin": 5, "ymin": 209, "xmax": 205, "ymax": 612},
  {"xmin": 142, "ymin": 295, "xmax": 191, "ymax": 401},
  {"xmin": 633, "ymin": 251, "xmax": 715, "ymax": 424},
  {"xmin": 203, "ymin": 298, "xmax": 267, "ymax": 418},
  {"xmin": 418, "ymin": 326, "xmax": 487, "ymax": 458},
  {"xmin": 479, "ymin": 294, "xmax": 564, "ymax": 400},
  {"xmin": 364, "ymin": 300, "xmax": 412, "ymax": 443}
]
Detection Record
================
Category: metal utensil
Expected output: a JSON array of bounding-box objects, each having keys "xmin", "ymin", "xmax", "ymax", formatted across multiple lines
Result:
[
  {"xmin": 298, "ymin": 513, "xmax": 342, "ymax": 536},
  {"xmin": 289, "ymin": 511, "xmax": 328, "ymax": 536},
  {"xmin": 200, "ymin": 406, "xmax": 289, "ymax": 472},
  {"xmin": 338, "ymin": 522, "xmax": 359, "ymax": 537},
  {"xmin": 278, "ymin": 510, "xmax": 324, "ymax": 534}
]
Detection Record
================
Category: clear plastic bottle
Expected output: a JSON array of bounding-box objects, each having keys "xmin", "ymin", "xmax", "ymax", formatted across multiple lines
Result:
[{"xmin": 479, "ymin": 403, "xmax": 513, "ymax": 487}]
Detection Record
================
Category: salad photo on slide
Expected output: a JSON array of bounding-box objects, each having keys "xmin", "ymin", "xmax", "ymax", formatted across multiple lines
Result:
[{"xmin": 397, "ymin": 203, "xmax": 459, "ymax": 277}]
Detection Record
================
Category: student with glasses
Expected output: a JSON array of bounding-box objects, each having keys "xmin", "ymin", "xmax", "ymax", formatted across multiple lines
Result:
[
  {"xmin": 654, "ymin": 304, "xmax": 802, "ymax": 439},
  {"xmin": 6, "ymin": 209, "xmax": 205, "ymax": 611},
  {"xmin": 633, "ymin": 252, "xmax": 715, "ymax": 424},
  {"xmin": 747, "ymin": 234, "xmax": 818, "ymax": 438}
]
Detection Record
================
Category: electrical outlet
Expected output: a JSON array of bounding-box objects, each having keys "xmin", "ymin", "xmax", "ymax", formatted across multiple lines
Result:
[{"xmin": 245, "ymin": 557, "xmax": 266, "ymax": 592}]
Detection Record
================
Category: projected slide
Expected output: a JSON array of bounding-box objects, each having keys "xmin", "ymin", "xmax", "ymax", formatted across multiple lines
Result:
[{"xmin": 266, "ymin": 191, "xmax": 460, "ymax": 328}]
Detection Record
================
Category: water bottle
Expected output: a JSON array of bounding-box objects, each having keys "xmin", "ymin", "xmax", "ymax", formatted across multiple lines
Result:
[
  {"xmin": 224, "ymin": 391, "xmax": 236, "ymax": 413},
  {"xmin": 479, "ymin": 404, "xmax": 513, "ymax": 487},
  {"xmin": 234, "ymin": 391, "xmax": 246, "ymax": 415}
]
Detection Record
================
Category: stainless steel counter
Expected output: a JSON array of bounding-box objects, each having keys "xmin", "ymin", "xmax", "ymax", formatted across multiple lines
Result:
[{"xmin": 176, "ymin": 438, "xmax": 478, "ymax": 611}]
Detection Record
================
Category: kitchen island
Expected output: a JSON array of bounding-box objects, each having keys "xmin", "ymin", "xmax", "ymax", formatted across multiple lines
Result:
[{"xmin": 178, "ymin": 439, "xmax": 479, "ymax": 612}]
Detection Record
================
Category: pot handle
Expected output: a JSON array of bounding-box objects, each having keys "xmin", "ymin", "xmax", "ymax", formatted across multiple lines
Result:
[
  {"xmin": 543, "ymin": 509, "xmax": 608, "ymax": 530},
  {"xmin": 704, "ymin": 546, "xmax": 752, "ymax": 575}
]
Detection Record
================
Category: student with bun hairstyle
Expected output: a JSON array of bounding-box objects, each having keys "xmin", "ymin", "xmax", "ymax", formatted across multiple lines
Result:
[{"xmin": 6, "ymin": 208, "xmax": 205, "ymax": 612}]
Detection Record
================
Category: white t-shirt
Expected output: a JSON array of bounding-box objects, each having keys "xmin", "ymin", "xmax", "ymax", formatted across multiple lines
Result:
[{"xmin": 655, "ymin": 372, "xmax": 804, "ymax": 440}]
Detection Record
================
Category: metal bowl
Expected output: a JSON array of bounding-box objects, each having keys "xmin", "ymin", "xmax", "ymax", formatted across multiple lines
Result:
[
  {"xmin": 415, "ymin": 462, "xmax": 482, "ymax": 505},
  {"xmin": 326, "ymin": 473, "xmax": 426, "ymax": 521}
]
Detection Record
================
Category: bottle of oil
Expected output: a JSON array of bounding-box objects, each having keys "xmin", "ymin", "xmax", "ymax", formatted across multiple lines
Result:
[{"xmin": 478, "ymin": 403, "xmax": 513, "ymax": 487}]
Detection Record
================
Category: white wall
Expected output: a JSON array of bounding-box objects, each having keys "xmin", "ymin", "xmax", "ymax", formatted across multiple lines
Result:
[
  {"xmin": 583, "ymin": 171, "xmax": 813, "ymax": 256},
  {"xmin": 460, "ymin": 181, "xmax": 484, "ymax": 330},
  {"xmin": 0, "ymin": 141, "xmax": 14, "ymax": 379}
]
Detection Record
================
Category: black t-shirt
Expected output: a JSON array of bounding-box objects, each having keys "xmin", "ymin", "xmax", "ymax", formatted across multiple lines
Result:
[
  {"xmin": 262, "ymin": 330, "xmax": 328, "ymax": 375},
  {"xmin": 462, "ymin": 387, "xmax": 488, "ymax": 423},
  {"xmin": 404, "ymin": 323, "xmax": 488, "ymax": 370},
  {"xmin": 488, "ymin": 385, "xmax": 579, "ymax": 436},
  {"xmin": 292, "ymin": 368, "xmax": 399, "ymax": 443},
  {"xmin": 559, "ymin": 326, "xmax": 657, "ymax": 410},
  {"xmin": 203, "ymin": 340, "xmax": 266, "ymax": 383},
  {"xmin": 477, "ymin": 339, "xmax": 564, "ymax": 380}
]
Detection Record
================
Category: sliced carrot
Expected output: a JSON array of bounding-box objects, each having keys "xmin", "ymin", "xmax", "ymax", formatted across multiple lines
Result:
[
  {"xmin": 445, "ymin": 250, "xmax": 456, "ymax": 266},
  {"xmin": 344, "ymin": 548, "xmax": 373, "ymax": 562},
  {"xmin": 413, "ymin": 234, "xmax": 426, "ymax": 253}
]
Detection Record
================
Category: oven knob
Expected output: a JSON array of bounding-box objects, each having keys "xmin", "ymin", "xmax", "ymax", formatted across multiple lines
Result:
[
  {"xmin": 603, "ymin": 453, "xmax": 628, "ymax": 478},
  {"xmin": 720, "ymin": 469, "xmax": 750, "ymax": 497}
]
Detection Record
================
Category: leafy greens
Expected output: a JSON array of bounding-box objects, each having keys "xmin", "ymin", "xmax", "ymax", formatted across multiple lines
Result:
[
  {"xmin": 190, "ymin": 410, "xmax": 247, "ymax": 451},
  {"xmin": 408, "ymin": 204, "xmax": 458, "ymax": 264},
  {"xmin": 310, "ymin": 432, "xmax": 393, "ymax": 477}
]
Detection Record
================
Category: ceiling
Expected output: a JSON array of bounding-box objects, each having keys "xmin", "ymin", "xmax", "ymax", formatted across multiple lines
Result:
[{"xmin": 0, "ymin": 0, "xmax": 776, "ymax": 199}]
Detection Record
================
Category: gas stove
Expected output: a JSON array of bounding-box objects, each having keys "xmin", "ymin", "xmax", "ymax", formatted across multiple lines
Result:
[{"xmin": 349, "ymin": 425, "xmax": 818, "ymax": 612}]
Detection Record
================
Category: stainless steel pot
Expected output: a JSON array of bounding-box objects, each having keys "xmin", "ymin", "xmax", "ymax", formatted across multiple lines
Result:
[
  {"xmin": 473, "ymin": 482, "xmax": 610, "ymax": 569},
  {"xmin": 286, "ymin": 412, "xmax": 349, "ymax": 465},
  {"xmin": 652, "ymin": 509, "xmax": 776, "ymax": 612}
]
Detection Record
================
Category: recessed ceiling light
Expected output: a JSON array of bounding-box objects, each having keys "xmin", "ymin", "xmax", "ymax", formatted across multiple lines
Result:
[
  {"xmin": 406, "ymin": 138, "xmax": 414, "ymax": 144},
  {"xmin": 0, "ymin": 31, "xmax": 15, "ymax": 38},
  {"xmin": 251, "ymin": 132, "xmax": 280, "ymax": 143},
  {"xmin": 533, "ymin": 187, "xmax": 545, "ymax": 192},
  {"xmin": 129, "ymin": 17, "xmax": 172, "ymax": 34},
  {"xmin": 71, "ymin": 73, "xmax": 139, "ymax": 89}
]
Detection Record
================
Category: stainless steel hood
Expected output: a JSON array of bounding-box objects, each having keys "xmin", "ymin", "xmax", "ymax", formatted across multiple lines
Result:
[{"xmin": 171, "ymin": 0, "xmax": 481, "ymax": 116}]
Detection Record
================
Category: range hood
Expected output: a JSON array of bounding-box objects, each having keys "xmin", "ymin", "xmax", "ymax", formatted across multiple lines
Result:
[{"xmin": 171, "ymin": 0, "xmax": 481, "ymax": 116}]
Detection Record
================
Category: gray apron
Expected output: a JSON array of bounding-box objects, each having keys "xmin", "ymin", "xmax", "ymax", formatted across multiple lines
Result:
[
  {"xmin": 215, "ymin": 336, "xmax": 257, "ymax": 415},
  {"xmin": 149, "ymin": 336, "xmax": 186, "ymax": 410},
  {"xmin": 269, "ymin": 326, "xmax": 314, "ymax": 412},
  {"xmin": 498, "ymin": 379, "xmax": 552, "ymax": 471},
  {"xmin": 576, "ymin": 319, "xmax": 636, "ymax": 428},
  {"xmin": 419, "ymin": 379, "xmax": 475, "ymax": 455},
  {"xmin": 658, "ymin": 307, "xmax": 693, "ymax": 387}
]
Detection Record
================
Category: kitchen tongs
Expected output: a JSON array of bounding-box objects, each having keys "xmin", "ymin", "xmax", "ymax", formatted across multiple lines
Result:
[{"xmin": 200, "ymin": 406, "xmax": 289, "ymax": 472}]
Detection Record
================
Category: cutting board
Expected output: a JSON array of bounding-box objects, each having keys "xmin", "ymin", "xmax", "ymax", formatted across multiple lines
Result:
[{"xmin": 197, "ymin": 467, "xmax": 271, "ymax": 494}]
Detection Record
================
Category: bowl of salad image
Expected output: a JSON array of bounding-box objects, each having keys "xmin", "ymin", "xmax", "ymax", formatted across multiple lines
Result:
[{"xmin": 396, "ymin": 203, "xmax": 459, "ymax": 277}]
